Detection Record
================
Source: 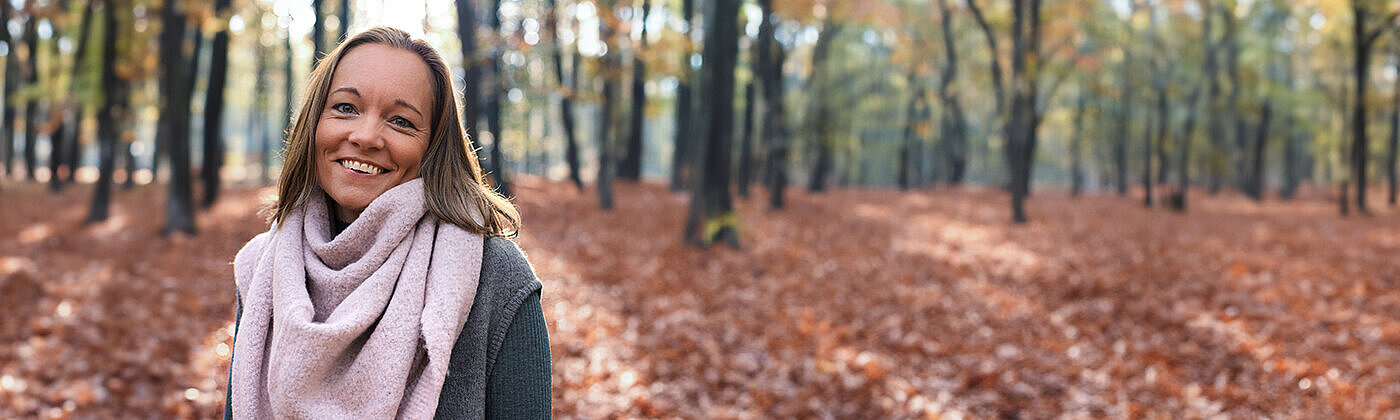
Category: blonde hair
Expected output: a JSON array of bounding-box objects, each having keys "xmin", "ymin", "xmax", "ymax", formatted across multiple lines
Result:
[{"xmin": 272, "ymin": 26, "xmax": 520, "ymax": 237}]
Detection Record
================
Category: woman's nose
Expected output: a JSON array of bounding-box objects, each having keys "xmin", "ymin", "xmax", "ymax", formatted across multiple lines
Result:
[{"xmin": 347, "ymin": 116, "xmax": 384, "ymax": 150}]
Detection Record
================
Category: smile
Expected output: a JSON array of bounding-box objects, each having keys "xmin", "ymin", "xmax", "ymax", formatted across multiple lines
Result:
[{"xmin": 338, "ymin": 159, "xmax": 386, "ymax": 175}]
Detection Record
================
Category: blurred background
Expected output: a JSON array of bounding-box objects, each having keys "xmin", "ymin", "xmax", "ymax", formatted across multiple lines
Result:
[{"xmin": 3, "ymin": 0, "xmax": 1400, "ymax": 418}]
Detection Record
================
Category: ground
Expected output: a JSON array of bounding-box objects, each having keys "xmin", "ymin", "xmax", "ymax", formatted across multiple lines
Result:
[{"xmin": 1, "ymin": 177, "xmax": 1398, "ymax": 419}]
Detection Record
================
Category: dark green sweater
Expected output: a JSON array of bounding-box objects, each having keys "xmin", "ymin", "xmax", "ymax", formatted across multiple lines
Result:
[{"xmin": 223, "ymin": 237, "xmax": 551, "ymax": 419}]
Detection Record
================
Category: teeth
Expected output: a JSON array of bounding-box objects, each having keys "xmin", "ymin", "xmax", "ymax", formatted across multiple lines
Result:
[{"xmin": 339, "ymin": 159, "xmax": 384, "ymax": 175}]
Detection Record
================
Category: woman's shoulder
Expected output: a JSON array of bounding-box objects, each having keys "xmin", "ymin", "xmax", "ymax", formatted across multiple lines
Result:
[{"xmin": 478, "ymin": 236, "xmax": 538, "ymax": 290}]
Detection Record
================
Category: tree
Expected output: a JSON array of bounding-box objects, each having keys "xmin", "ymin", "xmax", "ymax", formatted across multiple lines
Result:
[
  {"xmin": 756, "ymin": 0, "xmax": 788, "ymax": 209},
  {"xmin": 935, "ymin": 0, "xmax": 968, "ymax": 184},
  {"xmin": 1347, "ymin": 0, "xmax": 1394, "ymax": 214},
  {"xmin": 619, "ymin": 0, "xmax": 650, "ymax": 181},
  {"xmin": 684, "ymin": 0, "xmax": 739, "ymax": 247},
  {"xmin": 670, "ymin": 0, "xmax": 695, "ymax": 192},
  {"xmin": 969, "ymin": 0, "xmax": 1052, "ymax": 223},
  {"xmin": 87, "ymin": 0, "xmax": 126, "ymax": 223},
  {"xmin": 0, "ymin": 0, "xmax": 12, "ymax": 178},
  {"xmin": 21, "ymin": 8, "xmax": 37, "ymax": 181},
  {"xmin": 201, "ymin": 0, "xmax": 232, "ymax": 208},
  {"xmin": 547, "ymin": 0, "xmax": 583, "ymax": 190},
  {"xmin": 456, "ymin": 0, "xmax": 481, "ymax": 149},
  {"xmin": 60, "ymin": 0, "xmax": 97, "ymax": 187},
  {"xmin": 485, "ymin": 0, "xmax": 511, "ymax": 197},
  {"xmin": 312, "ymin": 0, "xmax": 326, "ymax": 68},
  {"xmin": 804, "ymin": 20, "xmax": 841, "ymax": 193},
  {"xmin": 158, "ymin": 0, "xmax": 197, "ymax": 234},
  {"xmin": 597, "ymin": 5, "xmax": 620, "ymax": 210}
]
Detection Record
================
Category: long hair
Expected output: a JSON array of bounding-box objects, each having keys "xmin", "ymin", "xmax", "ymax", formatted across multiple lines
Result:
[{"xmin": 272, "ymin": 26, "xmax": 520, "ymax": 237}]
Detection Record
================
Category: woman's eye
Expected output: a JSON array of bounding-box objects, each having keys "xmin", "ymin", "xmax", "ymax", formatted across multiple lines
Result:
[
  {"xmin": 390, "ymin": 117, "xmax": 416, "ymax": 130},
  {"xmin": 332, "ymin": 103, "xmax": 356, "ymax": 114}
]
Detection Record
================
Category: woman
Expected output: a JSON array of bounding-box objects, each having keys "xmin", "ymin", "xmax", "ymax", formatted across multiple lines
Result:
[{"xmin": 223, "ymin": 27, "xmax": 550, "ymax": 419}]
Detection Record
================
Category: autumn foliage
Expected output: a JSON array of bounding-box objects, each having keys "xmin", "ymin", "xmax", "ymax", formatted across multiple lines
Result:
[{"xmin": 2, "ymin": 177, "xmax": 1399, "ymax": 418}]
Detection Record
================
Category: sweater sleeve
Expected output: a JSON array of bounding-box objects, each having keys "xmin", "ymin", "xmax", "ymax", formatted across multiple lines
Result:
[
  {"xmin": 485, "ymin": 290, "xmax": 551, "ymax": 419},
  {"xmin": 223, "ymin": 293, "xmax": 241, "ymax": 420}
]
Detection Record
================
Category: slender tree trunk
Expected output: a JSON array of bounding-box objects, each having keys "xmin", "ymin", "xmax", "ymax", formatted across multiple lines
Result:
[
  {"xmin": 936, "ymin": 0, "xmax": 967, "ymax": 185},
  {"xmin": 737, "ymin": 80, "xmax": 756, "ymax": 196},
  {"xmin": 456, "ymin": 0, "xmax": 481, "ymax": 147},
  {"xmin": 805, "ymin": 21, "xmax": 840, "ymax": 193},
  {"xmin": 547, "ymin": 0, "xmax": 582, "ymax": 189},
  {"xmin": 1353, "ymin": 5, "xmax": 1377, "ymax": 214},
  {"xmin": 311, "ymin": 0, "xmax": 325, "ymax": 68},
  {"xmin": 620, "ymin": 0, "xmax": 649, "ymax": 181},
  {"xmin": 337, "ymin": 0, "xmax": 350, "ymax": 42},
  {"xmin": 1224, "ymin": 9, "xmax": 1245, "ymax": 192},
  {"xmin": 1248, "ymin": 100, "xmax": 1271, "ymax": 201},
  {"xmin": 1071, "ymin": 91, "xmax": 1086, "ymax": 196},
  {"xmin": 22, "ymin": 15, "xmax": 37, "ymax": 181},
  {"xmin": 485, "ymin": 0, "xmax": 510, "ymax": 197},
  {"xmin": 87, "ymin": 0, "xmax": 123, "ymax": 222},
  {"xmin": 670, "ymin": 0, "xmax": 694, "ymax": 191},
  {"xmin": 1007, "ymin": 0, "xmax": 1042, "ymax": 224},
  {"xmin": 1143, "ymin": 86, "xmax": 1155, "ymax": 207},
  {"xmin": 1389, "ymin": 53, "xmax": 1400, "ymax": 205},
  {"xmin": 0, "ymin": 0, "xmax": 11, "ymax": 179},
  {"xmin": 684, "ymin": 0, "xmax": 740, "ymax": 247},
  {"xmin": 1115, "ymin": 52, "xmax": 1132, "ymax": 197},
  {"xmin": 159, "ymin": 0, "xmax": 196, "ymax": 234},
  {"xmin": 1155, "ymin": 69, "xmax": 1171, "ymax": 186},
  {"xmin": 898, "ymin": 80, "xmax": 922, "ymax": 190},
  {"xmin": 597, "ymin": 13, "xmax": 618, "ymax": 210},
  {"xmin": 757, "ymin": 0, "xmax": 788, "ymax": 209},
  {"xmin": 201, "ymin": 0, "xmax": 232, "ymax": 208},
  {"xmin": 62, "ymin": 1, "xmax": 95, "ymax": 185}
]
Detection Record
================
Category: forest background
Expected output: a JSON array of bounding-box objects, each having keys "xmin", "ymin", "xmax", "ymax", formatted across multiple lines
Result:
[{"xmin": 4, "ymin": 0, "xmax": 1400, "ymax": 418}]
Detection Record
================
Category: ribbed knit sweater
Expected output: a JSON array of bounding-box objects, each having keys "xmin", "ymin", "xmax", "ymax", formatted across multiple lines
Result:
[{"xmin": 223, "ymin": 236, "xmax": 551, "ymax": 419}]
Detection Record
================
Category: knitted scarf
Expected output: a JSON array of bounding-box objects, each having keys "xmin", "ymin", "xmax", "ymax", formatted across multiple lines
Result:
[{"xmin": 230, "ymin": 179, "xmax": 482, "ymax": 419}]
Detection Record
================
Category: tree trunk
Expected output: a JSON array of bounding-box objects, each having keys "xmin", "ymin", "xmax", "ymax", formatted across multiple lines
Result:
[
  {"xmin": 1353, "ymin": 5, "xmax": 1373, "ymax": 214},
  {"xmin": 1224, "ymin": 9, "xmax": 1246, "ymax": 192},
  {"xmin": 936, "ymin": 0, "xmax": 967, "ymax": 185},
  {"xmin": 547, "ymin": 0, "xmax": 582, "ymax": 189},
  {"xmin": 1007, "ymin": 0, "xmax": 1042, "ymax": 224},
  {"xmin": 1154, "ymin": 67, "xmax": 1170, "ymax": 186},
  {"xmin": 87, "ymin": 0, "xmax": 123, "ymax": 222},
  {"xmin": 898, "ymin": 80, "xmax": 923, "ymax": 191},
  {"xmin": 456, "ymin": 0, "xmax": 481, "ymax": 147},
  {"xmin": 22, "ymin": 15, "xmax": 37, "ymax": 181},
  {"xmin": 737, "ymin": 80, "xmax": 755, "ymax": 196},
  {"xmin": 1115, "ymin": 20, "xmax": 1133, "ymax": 197},
  {"xmin": 62, "ymin": 0, "xmax": 95, "ymax": 185},
  {"xmin": 0, "ymin": 0, "xmax": 11, "ymax": 178},
  {"xmin": 1071, "ymin": 92, "xmax": 1086, "ymax": 196},
  {"xmin": 337, "ymin": 0, "xmax": 350, "ymax": 42},
  {"xmin": 597, "ymin": 13, "xmax": 618, "ymax": 210},
  {"xmin": 1389, "ymin": 52, "xmax": 1400, "ymax": 205},
  {"xmin": 756, "ymin": 0, "xmax": 788, "ymax": 209},
  {"xmin": 804, "ymin": 21, "xmax": 840, "ymax": 193},
  {"xmin": 619, "ymin": 0, "xmax": 649, "ymax": 181},
  {"xmin": 202, "ymin": 0, "xmax": 231, "ymax": 208},
  {"xmin": 160, "ymin": 0, "xmax": 196, "ymax": 234},
  {"xmin": 312, "ymin": 0, "xmax": 325, "ymax": 68},
  {"xmin": 669, "ymin": 0, "xmax": 694, "ymax": 192},
  {"xmin": 485, "ymin": 0, "xmax": 510, "ymax": 197},
  {"xmin": 684, "ymin": 0, "xmax": 740, "ymax": 247},
  {"xmin": 1247, "ymin": 100, "xmax": 1271, "ymax": 201}
]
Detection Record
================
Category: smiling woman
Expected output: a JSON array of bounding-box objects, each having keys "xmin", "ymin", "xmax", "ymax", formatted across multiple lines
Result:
[{"xmin": 223, "ymin": 27, "xmax": 549, "ymax": 419}]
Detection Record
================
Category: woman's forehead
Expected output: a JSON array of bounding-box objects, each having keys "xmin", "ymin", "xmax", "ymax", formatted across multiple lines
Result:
[{"xmin": 329, "ymin": 44, "xmax": 434, "ymax": 110}]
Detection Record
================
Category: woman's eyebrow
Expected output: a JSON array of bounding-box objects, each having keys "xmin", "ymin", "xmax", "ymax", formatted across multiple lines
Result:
[
  {"xmin": 331, "ymin": 87, "xmax": 361, "ymax": 96},
  {"xmin": 394, "ymin": 99, "xmax": 424, "ymax": 119}
]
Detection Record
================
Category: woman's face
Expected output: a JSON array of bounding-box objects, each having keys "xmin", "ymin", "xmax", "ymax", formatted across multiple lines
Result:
[{"xmin": 315, "ymin": 44, "xmax": 434, "ymax": 222}]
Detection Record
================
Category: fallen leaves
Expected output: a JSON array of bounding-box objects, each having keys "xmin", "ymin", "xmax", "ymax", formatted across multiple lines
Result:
[{"xmin": 2, "ymin": 178, "xmax": 1400, "ymax": 418}]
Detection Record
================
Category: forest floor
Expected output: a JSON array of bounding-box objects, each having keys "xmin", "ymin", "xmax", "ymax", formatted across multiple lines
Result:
[{"xmin": 2, "ymin": 177, "xmax": 1399, "ymax": 419}]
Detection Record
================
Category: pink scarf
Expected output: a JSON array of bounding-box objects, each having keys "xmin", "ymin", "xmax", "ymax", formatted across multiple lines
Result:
[{"xmin": 230, "ymin": 179, "xmax": 482, "ymax": 419}]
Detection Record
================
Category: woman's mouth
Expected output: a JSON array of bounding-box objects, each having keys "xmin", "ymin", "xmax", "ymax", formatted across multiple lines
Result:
[{"xmin": 338, "ymin": 159, "xmax": 386, "ymax": 175}]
